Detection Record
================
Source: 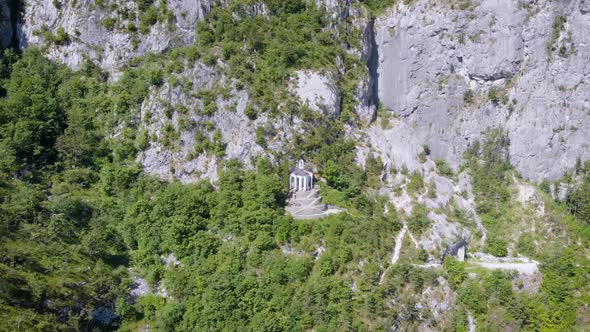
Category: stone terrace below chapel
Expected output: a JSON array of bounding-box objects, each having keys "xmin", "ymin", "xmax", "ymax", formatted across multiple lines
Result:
[{"xmin": 286, "ymin": 159, "xmax": 344, "ymax": 220}]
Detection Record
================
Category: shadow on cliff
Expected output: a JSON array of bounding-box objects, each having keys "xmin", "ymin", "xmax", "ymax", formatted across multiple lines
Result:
[
  {"xmin": 2, "ymin": 0, "xmax": 26, "ymax": 51},
  {"xmin": 367, "ymin": 16, "xmax": 379, "ymax": 122}
]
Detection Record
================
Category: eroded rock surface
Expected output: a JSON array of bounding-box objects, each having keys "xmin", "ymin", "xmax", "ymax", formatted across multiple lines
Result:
[
  {"xmin": 137, "ymin": 62, "xmax": 269, "ymax": 183},
  {"xmin": 16, "ymin": 0, "xmax": 590, "ymax": 183},
  {"xmin": 369, "ymin": 0, "xmax": 590, "ymax": 181},
  {"xmin": 292, "ymin": 70, "xmax": 340, "ymax": 117},
  {"xmin": 18, "ymin": 0, "xmax": 212, "ymax": 74}
]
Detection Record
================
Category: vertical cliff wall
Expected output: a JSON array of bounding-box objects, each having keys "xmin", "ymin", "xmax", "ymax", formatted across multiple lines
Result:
[{"xmin": 363, "ymin": 0, "xmax": 590, "ymax": 181}]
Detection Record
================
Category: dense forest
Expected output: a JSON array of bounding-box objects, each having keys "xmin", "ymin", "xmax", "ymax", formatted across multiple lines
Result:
[{"xmin": 1, "ymin": 0, "xmax": 589, "ymax": 331}]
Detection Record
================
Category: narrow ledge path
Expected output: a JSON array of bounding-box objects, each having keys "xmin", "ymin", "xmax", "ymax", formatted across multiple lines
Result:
[{"xmin": 379, "ymin": 224, "xmax": 408, "ymax": 285}]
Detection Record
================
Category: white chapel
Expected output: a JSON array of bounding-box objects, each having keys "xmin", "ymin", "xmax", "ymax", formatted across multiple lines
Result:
[{"xmin": 289, "ymin": 159, "xmax": 314, "ymax": 191}]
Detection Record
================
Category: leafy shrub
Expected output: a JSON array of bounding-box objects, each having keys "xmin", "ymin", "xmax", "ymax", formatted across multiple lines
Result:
[
  {"xmin": 365, "ymin": 153, "xmax": 384, "ymax": 187},
  {"xmin": 443, "ymin": 257, "xmax": 467, "ymax": 289},
  {"xmin": 136, "ymin": 130, "xmax": 149, "ymax": 150},
  {"xmin": 255, "ymin": 126, "xmax": 267, "ymax": 147},
  {"xmin": 417, "ymin": 151, "xmax": 427, "ymax": 163},
  {"xmin": 136, "ymin": 0, "xmax": 155, "ymax": 11},
  {"xmin": 486, "ymin": 237, "xmax": 508, "ymax": 257},
  {"xmin": 465, "ymin": 129, "xmax": 511, "ymax": 216},
  {"xmin": 142, "ymin": 7, "xmax": 158, "ymax": 26},
  {"xmin": 463, "ymin": 89, "xmax": 474, "ymax": 104},
  {"xmin": 212, "ymin": 129, "xmax": 226, "ymax": 158},
  {"xmin": 566, "ymin": 179, "xmax": 590, "ymax": 224},
  {"xmin": 54, "ymin": 27, "xmax": 70, "ymax": 45},
  {"xmin": 406, "ymin": 171, "xmax": 424, "ymax": 194},
  {"xmin": 547, "ymin": 15, "xmax": 566, "ymax": 55},
  {"xmin": 458, "ymin": 0, "xmax": 474, "ymax": 11},
  {"xmin": 202, "ymin": 101, "xmax": 217, "ymax": 116},
  {"xmin": 407, "ymin": 204, "xmax": 430, "ymax": 235},
  {"xmin": 435, "ymin": 159, "xmax": 453, "ymax": 177},
  {"xmin": 516, "ymin": 233, "xmax": 536, "ymax": 257},
  {"xmin": 360, "ymin": 0, "xmax": 396, "ymax": 13},
  {"xmin": 488, "ymin": 87, "xmax": 499, "ymax": 105},
  {"xmin": 244, "ymin": 105, "xmax": 258, "ymax": 120},
  {"xmin": 323, "ymin": 159, "xmax": 349, "ymax": 190}
]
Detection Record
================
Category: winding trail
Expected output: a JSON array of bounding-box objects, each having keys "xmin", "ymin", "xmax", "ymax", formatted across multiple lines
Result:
[
  {"xmin": 468, "ymin": 261, "xmax": 539, "ymax": 274},
  {"xmin": 379, "ymin": 224, "xmax": 408, "ymax": 285},
  {"xmin": 391, "ymin": 224, "xmax": 408, "ymax": 265},
  {"xmin": 468, "ymin": 313, "xmax": 476, "ymax": 332},
  {"xmin": 466, "ymin": 253, "xmax": 540, "ymax": 275},
  {"xmin": 407, "ymin": 228, "xmax": 420, "ymax": 249}
]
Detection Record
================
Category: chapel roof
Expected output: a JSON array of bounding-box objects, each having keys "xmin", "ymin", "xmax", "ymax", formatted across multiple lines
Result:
[{"xmin": 290, "ymin": 168, "xmax": 312, "ymax": 177}]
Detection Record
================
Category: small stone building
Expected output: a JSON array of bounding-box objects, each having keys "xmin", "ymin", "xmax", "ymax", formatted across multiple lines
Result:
[{"xmin": 289, "ymin": 159, "xmax": 314, "ymax": 192}]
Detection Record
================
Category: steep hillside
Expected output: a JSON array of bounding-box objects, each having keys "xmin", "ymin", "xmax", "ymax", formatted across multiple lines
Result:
[
  {"xmin": 18, "ymin": 0, "xmax": 590, "ymax": 182},
  {"xmin": 0, "ymin": 0, "xmax": 589, "ymax": 331}
]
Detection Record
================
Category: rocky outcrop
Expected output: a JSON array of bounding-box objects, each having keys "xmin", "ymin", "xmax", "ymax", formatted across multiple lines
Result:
[
  {"xmin": 291, "ymin": 70, "xmax": 340, "ymax": 117},
  {"xmin": 16, "ymin": 0, "xmax": 590, "ymax": 183},
  {"xmin": 316, "ymin": 0, "xmax": 351, "ymax": 19},
  {"xmin": 368, "ymin": 0, "xmax": 590, "ymax": 181},
  {"xmin": 140, "ymin": 63, "xmax": 353, "ymax": 182},
  {"xmin": 18, "ymin": 0, "xmax": 212, "ymax": 74},
  {"xmin": 137, "ymin": 62, "xmax": 270, "ymax": 183}
]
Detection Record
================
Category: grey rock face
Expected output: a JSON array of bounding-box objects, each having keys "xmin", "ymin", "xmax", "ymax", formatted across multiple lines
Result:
[
  {"xmin": 355, "ymin": 13, "xmax": 379, "ymax": 124},
  {"xmin": 316, "ymin": 0, "xmax": 351, "ymax": 19},
  {"xmin": 370, "ymin": 0, "xmax": 590, "ymax": 181},
  {"xmin": 137, "ymin": 61, "xmax": 307, "ymax": 183},
  {"xmin": 16, "ymin": 0, "xmax": 590, "ymax": 184},
  {"xmin": 291, "ymin": 70, "xmax": 340, "ymax": 117},
  {"xmin": 0, "ymin": 1, "xmax": 12, "ymax": 49},
  {"xmin": 138, "ymin": 62, "xmax": 264, "ymax": 183},
  {"xmin": 18, "ymin": 0, "xmax": 212, "ymax": 74}
]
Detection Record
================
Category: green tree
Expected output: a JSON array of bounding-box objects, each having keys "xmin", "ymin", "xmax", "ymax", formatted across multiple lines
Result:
[
  {"xmin": 567, "ymin": 179, "xmax": 590, "ymax": 224},
  {"xmin": 443, "ymin": 257, "xmax": 467, "ymax": 289},
  {"xmin": 0, "ymin": 49, "xmax": 66, "ymax": 176},
  {"xmin": 407, "ymin": 204, "xmax": 430, "ymax": 235}
]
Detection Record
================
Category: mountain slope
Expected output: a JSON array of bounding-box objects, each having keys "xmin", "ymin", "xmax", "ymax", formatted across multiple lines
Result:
[{"xmin": 0, "ymin": 0, "xmax": 589, "ymax": 331}]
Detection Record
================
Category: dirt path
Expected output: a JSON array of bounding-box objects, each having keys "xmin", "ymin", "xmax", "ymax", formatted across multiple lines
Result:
[
  {"xmin": 379, "ymin": 224, "xmax": 408, "ymax": 285},
  {"xmin": 412, "ymin": 263, "xmax": 442, "ymax": 269},
  {"xmin": 391, "ymin": 224, "xmax": 408, "ymax": 265},
  {"xmin": 469, "ymin": 261, "xmax": 539, "ymax": 274},
  {"xmin": 406, "ymin": 228, "xmax": 419, "ymax": 248},
  {"xmin": 411, "ymin": 253, "xmax": 540, "ymax": 276},
  {"xmin": 467, "ymin": 253, "xmax": 540, "ymax": 275},
  {"xmin": 468, "ymin": 313, "xmax": 476, "ymax": 332}
]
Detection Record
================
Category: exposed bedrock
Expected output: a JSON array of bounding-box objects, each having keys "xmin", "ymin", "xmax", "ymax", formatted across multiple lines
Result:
[{"xmin": 367, "ymin": 0, "xmax": 590, "ymax": 181}]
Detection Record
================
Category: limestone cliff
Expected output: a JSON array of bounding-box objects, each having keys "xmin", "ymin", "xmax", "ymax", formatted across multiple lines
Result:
[
  {"xmin": 6, "ymin": 2, "xmax": 589, "ymax": 329},
  {"xmin": 17, "ymin": 0, "xmax": 212, "ymax": 74},
  {"xmin": 11, "ymin": 0, "xmax": 590, "ymax": 183},
  {"xmin": 365, "ymin": 0, "xmax": 590, "ymax": 181}
]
